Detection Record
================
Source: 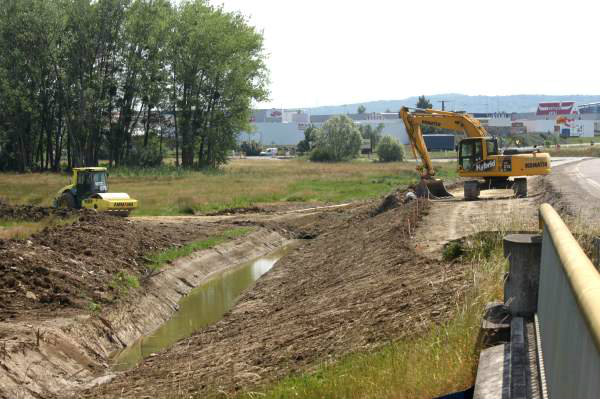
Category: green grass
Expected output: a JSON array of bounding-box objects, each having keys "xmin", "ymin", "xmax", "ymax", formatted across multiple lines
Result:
[
  {"xmin": 110, "ymin": 271, "xmax": 140, "ymax": 294},
  {"xmin": 148, "ymin": 227, "xmax": 253, "ymax": 271},
  {"xmin": 0, "ymin": 159, "xmax": 458, "ymax": 216}
]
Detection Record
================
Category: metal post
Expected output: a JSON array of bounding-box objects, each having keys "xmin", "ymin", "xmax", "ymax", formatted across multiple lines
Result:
[
  {"xmin": 593, "ymin": 237, "xmax": 600, "ymax": 269},
  {"xmin": 503, "ymin": 234, "xmax": 542, "ymax": 317}
]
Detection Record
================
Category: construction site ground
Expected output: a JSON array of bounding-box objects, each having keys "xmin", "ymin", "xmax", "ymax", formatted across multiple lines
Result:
[{"xmin": 0, "ymin": 176, "xmax": 553, "ymax": 399}]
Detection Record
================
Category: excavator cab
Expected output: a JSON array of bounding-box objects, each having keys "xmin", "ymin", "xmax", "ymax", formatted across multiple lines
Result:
[{"xmin": 458, "ymin": 137, "xmax": 499, "ymax": 172}]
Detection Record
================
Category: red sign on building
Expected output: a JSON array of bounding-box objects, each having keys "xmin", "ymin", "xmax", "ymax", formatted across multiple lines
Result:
[{"xmin": 536, "ymin": 102, "xmax": 576, "ymax": 116}]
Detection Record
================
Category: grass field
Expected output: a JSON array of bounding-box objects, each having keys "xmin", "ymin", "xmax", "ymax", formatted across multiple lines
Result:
[{"xmin": 0, "ymin": 159, "xmax": 458, "ymax": 216}]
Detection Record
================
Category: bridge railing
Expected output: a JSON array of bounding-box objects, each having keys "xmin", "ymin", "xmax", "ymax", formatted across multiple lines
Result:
[{"xmin": 538, "ymin": 203, "xmax": 600, "ymax": 399}]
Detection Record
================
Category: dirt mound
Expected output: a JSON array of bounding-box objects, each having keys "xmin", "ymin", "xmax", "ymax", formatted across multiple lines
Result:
[
  {"xmin": 83, "ymin": 197, "xmax": 471, "ymax": 398},
  {"xmin": 205, "ymin": 206, "xmax": 268, "ymax": 216},
  {"xmin": 0, "ymin": 201, "xmax": 77, "ymax": 221},
  {"xmin": 0, "ymin": 214, "xmax": 234, "ymax": 321}
]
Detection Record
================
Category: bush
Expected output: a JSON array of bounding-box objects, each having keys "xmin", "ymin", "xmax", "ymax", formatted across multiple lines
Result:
[
  {"xmin": 376, "ymin": 136, "xmax": 405, "ymax": 162},
  {"xmin": 240, "ymin": 141, "xmax": 262, "ymax": 156},
  {"xmin": 309, "ymin": 147, "xmax": 335, "ymax": 162},
  {"xmin": 311, "ymin": 115, "xmax": 361, "ymax": 162},
  {"xmin": 126, "ymin": 139, "xmax": 163, "ymax": 167}
]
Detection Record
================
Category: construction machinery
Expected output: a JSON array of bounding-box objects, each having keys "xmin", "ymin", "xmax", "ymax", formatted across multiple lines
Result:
[
  {"xmin": 399, "ymin": 107, "xmax": 551, "ymax": 200},
  {"xmin": 54, "ymin": 167, "xmax": 138, "ymax": 215}
]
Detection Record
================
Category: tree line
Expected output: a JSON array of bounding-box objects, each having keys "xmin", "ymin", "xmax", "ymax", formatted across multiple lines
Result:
[{"xmin": 0, "ymin": 0, "xmax": 267, "ymax": 172}]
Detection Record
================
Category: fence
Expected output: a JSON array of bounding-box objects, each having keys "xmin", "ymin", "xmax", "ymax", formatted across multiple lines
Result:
[{"xmin": 538, "ymin": 203, "xmax": 600, "ymax": 399}]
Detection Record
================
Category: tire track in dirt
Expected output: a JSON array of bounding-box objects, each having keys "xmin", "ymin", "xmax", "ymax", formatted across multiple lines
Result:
[{"xmin": 414, "ymin": 182, "xmax": 541, "ymax": 259}]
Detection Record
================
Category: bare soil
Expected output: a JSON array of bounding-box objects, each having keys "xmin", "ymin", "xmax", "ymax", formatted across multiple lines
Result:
[
  {"xmin": 0, "ymin": 210, "xmax": 241, "ymax": 322},
  {"xmin": 0, "ymin": 200, "xmax": 78, "ymax": 221},
  {"xmin": 0, "ymin": 204, "xmax": 288, "ymax": 399},
  {"xmin": 81, "ymin": 196, "xmax": 474, "ymax": 398}
]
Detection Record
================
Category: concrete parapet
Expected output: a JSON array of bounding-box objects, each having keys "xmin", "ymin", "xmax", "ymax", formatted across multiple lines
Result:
[{"xmin": 503, "ymin": 234, "xmax": 542, "ymax": 317}]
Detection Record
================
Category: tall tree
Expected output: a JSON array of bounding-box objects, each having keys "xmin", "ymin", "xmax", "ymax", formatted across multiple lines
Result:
[
  {"xmin": 0, "ymin": 0, "xmax": 267, "ymax": 172},
  {"xmin": 360, "ymin": 123, "xmax": 384, "ymax": 153},
  {"xmin": 416, "ymin": 95, "xmax": 432, "ymax": 109}
]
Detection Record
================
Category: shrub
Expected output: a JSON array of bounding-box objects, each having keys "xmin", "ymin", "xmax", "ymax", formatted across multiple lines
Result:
[
  {"xmin": 311, "ymin": 115, "xmax": 362, "ymax": 162},
  {"xmin": 240, "ymin": 141, "xmax": 262, "ymax": 156},
  {"xmin": 309, "ymin": 147, "xmax": 335, "ymax": 162},
  {"xmin": 376, "ymin": 136, "xmax": 405, "ymax": 162},
  {"xmin": 126, "ymin": 139, "xmax": 163, "ymax": 167}
]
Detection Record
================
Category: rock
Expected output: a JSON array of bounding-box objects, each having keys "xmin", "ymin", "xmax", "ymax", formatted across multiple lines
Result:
[{"xmin": 26, "ymin": 291, "xmax": 38, "ymax": 301}]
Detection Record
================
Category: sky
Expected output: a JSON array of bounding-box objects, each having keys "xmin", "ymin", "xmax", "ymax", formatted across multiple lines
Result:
[{"xmin": 214, "ymin": 0, "xmax": 600, "ymax": 109}]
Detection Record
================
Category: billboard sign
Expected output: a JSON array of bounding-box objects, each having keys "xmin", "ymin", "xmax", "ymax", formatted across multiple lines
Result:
[{"xmin": 536, "ymin": 102, "xmax": 576, "ymax": 116}]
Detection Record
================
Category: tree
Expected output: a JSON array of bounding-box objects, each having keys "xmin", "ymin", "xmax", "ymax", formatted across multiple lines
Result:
[
  {"xmin": 376, "ymin": 135, "xmax": 405, "ymax": 162},
  {"xmin": 359, "ymin": 123, "xmax": 384, "ymax": 153},
  {"xmin": 297, "ymin": 125, "xmax": 317, "ymax": 153},
  {"xmin": 416, "ymin": 95, "xmax": 432, "ymax": 109},
  {"xmin": 310, "ymin": 115, "xmax": 361, "ymax": 162},
  {"xmin": 357, "ymin": 104, "xmax": 366, "ymax": 114},
  {"xmin": 0, "ymin": 0, "xmax": 268, "ymax": 172},
  {"xmin": 171, "ymin": 1, "xmax": 268, "ymax": 168}
]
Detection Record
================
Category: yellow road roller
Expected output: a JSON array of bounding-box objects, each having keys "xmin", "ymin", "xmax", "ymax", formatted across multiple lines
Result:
[{"xmin": 54, "ymin": 167, "xmax": 138, "ymax": 216}]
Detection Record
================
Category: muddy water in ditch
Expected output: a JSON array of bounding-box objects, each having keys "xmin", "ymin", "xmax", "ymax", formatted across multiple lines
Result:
[{"xmin": 112, "ymin": 242, "xmax": 297, "ymax": 371}]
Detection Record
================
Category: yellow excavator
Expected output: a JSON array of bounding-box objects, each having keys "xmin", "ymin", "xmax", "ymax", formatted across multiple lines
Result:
[
  {"xmin": 399, "ymin": 107, "xmax": 551, "ymax": 200},
  {"xmin": 54, "ymin": 167, "xmax": 138, "ymax": 216}
]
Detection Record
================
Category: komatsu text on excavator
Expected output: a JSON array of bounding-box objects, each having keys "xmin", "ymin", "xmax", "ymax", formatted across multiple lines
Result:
[{"xmin": 399, "ymin": 107, "xmax": 551, "ymax": 200}]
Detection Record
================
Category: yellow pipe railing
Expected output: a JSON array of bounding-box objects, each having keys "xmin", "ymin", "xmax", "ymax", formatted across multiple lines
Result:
[{"xmin": 540, "ymin": 203, "xmax": 600, "ymax": 351}]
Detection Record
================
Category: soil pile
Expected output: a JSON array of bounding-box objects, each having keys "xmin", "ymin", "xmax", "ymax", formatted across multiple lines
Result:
[
  {"xmin": 0, "ymin": 200, "xmax": 77, "ymax": 221},
  {"xmin": 84, "ymin": 198, "xmax": 472, "ymax": 398},
  {"xmin": 0, "ymin": 211, "xmax": 233, "ymax": 321}
]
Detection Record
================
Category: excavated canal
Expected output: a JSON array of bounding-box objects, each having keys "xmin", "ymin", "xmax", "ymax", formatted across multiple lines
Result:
[{"xmin": 111, "ymin": 242, "xmax": 299, "ymax": 370}]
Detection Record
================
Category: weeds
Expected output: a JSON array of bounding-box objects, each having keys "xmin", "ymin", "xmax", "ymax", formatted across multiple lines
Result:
[
  {"xmin": 110, "ymin": 271, "xmax": 140, "ymax": 294},
  {"xmin": 88, "ymin": 301, "xmax": 102, "ymax": 313},
  {"xmin": 442, "ymin": 241, "xmax": 464, "ymax": 261},
  {"xmin": 147, "ymin": 227, "xmax": 253, "ymax": 272}
]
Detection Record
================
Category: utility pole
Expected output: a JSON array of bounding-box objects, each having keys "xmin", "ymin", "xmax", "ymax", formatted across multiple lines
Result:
[{"xmin": 437, "ymin": 100, "xmax": 451, "ymax": 111}]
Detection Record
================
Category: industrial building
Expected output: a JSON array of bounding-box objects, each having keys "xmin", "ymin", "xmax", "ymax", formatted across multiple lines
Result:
[
  {"xmin": 244, "ymin": 100, "xmax": 600, "ymax": 147},
  {"xmin": 244, "ymin": 109, "xmax": 410, "ymax": 145}
]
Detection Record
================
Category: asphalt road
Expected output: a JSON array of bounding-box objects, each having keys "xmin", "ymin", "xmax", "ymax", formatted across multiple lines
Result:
[{"xmin": 560, "ymin": 158, "xmax": 600, "ymax": 200}]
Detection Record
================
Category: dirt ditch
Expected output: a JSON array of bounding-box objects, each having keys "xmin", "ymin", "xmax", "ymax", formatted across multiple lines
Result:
[
  {"xmin": 0, "ymin": 206, "xmax": 291, "ymax": 399},
  {"xmin": 80, "ymin": 196, "xmax": 476, "ymax": 399}
]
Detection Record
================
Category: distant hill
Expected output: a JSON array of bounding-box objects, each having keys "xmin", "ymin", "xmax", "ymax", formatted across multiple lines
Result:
[{"xmin": 303, "ymin": 94, "xmax": 600, "ymax": 115}]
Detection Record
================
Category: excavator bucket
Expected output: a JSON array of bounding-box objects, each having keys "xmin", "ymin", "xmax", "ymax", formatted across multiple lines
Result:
[{"xmin": 414, "ymin": 178, "xmax": 453, "ymax": 199}]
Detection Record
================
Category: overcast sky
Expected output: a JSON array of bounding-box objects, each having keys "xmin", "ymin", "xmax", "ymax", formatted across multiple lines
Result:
[{"xmin": 214, "ymin": 0, "xmax": 598, "ymax": 109}]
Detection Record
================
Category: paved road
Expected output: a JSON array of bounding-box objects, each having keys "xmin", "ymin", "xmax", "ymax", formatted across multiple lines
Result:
[
  {"xmin": 559, "ymin": 158, "xmax": 600, "ymax": 200},
  {"xmin": 544, "ymin": 157, "xmax": 600, "ymax": 220}
]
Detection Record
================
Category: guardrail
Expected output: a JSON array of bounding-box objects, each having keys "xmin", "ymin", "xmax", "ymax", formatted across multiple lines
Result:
[{"xmin": 538, "ymin": 203, "xmax": 600, "ymax": 399}]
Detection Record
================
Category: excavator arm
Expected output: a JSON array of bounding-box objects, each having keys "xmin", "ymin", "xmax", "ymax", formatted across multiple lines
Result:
[{"xmin": 399, "ymin": 106, "xmax": 488, "ymax": 177}]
